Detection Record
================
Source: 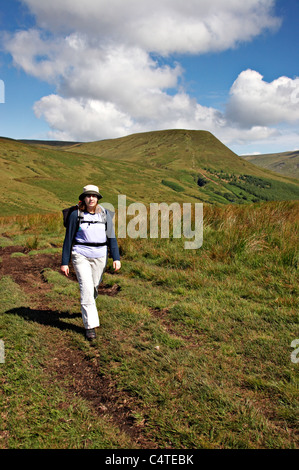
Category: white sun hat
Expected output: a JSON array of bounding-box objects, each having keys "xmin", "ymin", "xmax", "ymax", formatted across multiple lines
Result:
[{"xmin": 79, "ymin": 184, "xmax": 102, "ymax": 201}]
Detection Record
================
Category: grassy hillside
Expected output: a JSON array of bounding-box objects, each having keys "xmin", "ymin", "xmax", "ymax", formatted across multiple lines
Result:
[
  {"xmin": 0, "ymin": 130, "xmax": 299, "ymax": 217},
  {"xmin": 0, "ymin": 201, "xmax": 298, "ymax": 448},
  {"xmin": 242, "ymin": 151, "xmax": 299, "ymax": 180},
  {"xmin": 0, "ymin": 130, "xmax": 298, "ymax": 449}
]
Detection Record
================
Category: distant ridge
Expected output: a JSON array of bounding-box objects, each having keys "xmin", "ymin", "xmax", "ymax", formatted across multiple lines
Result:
[
  {"xmin": 241, "ymin": 150, "xmax": 299, "ymax": 179},
  {"xmin": 0, "ymin": 136, "xmax": 80, "ymax": 147},
  {"xmin": 18, "ymin": 139, "xmax": 81, "ymax": 148}
]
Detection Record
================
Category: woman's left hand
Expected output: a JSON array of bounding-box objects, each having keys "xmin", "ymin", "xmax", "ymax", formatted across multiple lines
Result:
[{"xmin": 113, "ymin": 260, "xmax": 121, "ymax": 271}]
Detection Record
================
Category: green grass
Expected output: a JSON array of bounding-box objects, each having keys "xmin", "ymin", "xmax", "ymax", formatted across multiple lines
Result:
[
  {"xmin": 161, "ymin": 179, "xmax": 185, "ymax": 192},
  {"xmin": 0, "ymin": 201, "xmax": 298, "ymax": 448},
  {"xmin": 1, "ymin": 130, "xmax": 298, "ymax": 217},
  {"xmin": 0, "ymin": 277, "xmax": 136, "ymax": 449}
]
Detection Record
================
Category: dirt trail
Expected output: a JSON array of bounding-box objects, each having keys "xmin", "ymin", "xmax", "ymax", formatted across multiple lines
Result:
[{"xmin": 0, "ymin": 245, "xmax": 158, "ymax": 448}]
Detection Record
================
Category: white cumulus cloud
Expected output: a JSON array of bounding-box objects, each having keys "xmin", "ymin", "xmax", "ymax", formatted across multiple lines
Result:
[
  {"xmin": 20, "ymin": 0, "xmax": 280, "ymax": 54},
  {"xmin": 4, "ymin": 0, "xmax": 298, "ymax": 152},
  {"xmin": 227, "ymin": 69, "xmax": 299, "ymax": 127},
  {"xmin": 33, "ymin": 95, "xmax": 135, "ymax": 141}
]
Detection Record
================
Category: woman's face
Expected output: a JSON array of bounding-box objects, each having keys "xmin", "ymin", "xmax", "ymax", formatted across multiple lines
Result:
[{"xmin": 84, "ymin": 194, "xmax": 98, "ymax": 212}]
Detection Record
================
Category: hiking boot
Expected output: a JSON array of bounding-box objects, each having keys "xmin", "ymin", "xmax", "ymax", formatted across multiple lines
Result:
[{"xmin": 85, "ymin": 328, "xmax": 96, "ymax": 341}]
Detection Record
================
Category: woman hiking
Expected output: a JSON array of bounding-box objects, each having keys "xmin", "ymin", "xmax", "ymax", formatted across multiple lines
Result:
[{"xmin": 61, "ymin": 184, "xmax": 121, "ymax": 340}]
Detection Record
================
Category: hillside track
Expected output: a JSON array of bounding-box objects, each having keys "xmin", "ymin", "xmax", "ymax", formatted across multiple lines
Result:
[{"xmin": 0, "ymin": 245, "xmax": 158, "ymax": 449}]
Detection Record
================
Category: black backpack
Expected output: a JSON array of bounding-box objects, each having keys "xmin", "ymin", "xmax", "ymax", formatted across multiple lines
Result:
[{"xmin": 62, "ymin": 205, "xmax": 79, "ymax": 228}]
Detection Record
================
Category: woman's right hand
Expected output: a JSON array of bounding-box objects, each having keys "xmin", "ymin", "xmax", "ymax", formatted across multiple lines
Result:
[{"xmin": 61, "ymin": 265, "xmax": 69, "ymax": 277}]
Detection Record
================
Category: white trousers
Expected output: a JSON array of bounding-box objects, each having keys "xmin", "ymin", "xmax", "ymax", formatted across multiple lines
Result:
[{"xmin": 72, "ymin": 252, "xmax": 107, "ymax": 330}]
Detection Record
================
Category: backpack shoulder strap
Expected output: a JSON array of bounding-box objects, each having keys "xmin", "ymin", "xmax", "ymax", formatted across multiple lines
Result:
[
  {"xmin": 77, "ymin": 209, "xmax": 84, "ymax": 229},
  {"xmin": 98, "ymin": 205, "xmax": 107, "ymax": 223},
  {"xmin": 77, "ymin": 206, "xmax": 107, "ymax": 228}
]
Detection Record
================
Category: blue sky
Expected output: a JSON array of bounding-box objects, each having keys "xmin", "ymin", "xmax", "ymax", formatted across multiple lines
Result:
[{"xmin": 0, "ymin": 0, "xmax": 298, "ymax": 155}]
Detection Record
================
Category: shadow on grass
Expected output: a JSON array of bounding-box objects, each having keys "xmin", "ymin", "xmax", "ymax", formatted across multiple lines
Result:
[{"xmin": 6, "ymin": 307, "xmax": 84, "ymax": 335}]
